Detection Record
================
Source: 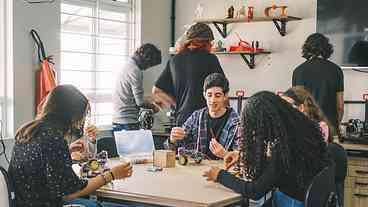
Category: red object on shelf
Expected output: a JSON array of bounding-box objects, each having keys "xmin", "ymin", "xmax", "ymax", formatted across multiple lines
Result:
[
  {"xmin": 229, "ymin": 34, "xmax": 265, "ymax": 52},
  {"xmin": 247, "ymin": 6, "xmax": 254, "ymax": 20}
]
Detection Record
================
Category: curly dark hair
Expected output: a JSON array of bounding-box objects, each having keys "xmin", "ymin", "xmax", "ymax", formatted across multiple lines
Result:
[
  {"xmin": 302, "ymin": 33, "xmax": 333, "ymax": 60},
  {"xmin": 239, "ymin": 91, "xmax": 329, "ymax": 190},
  {"xmin": 133, "ymin": 43, "xmax": 162, "ymax": 70}
]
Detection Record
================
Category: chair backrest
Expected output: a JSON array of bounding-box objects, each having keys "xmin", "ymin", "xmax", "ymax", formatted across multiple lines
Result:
[
  {"xmin": 96, "ymin": 128, "xmax": 118, "ymax": 158},
  {"xmin": 305, "ymin": 165, "xmax": 337, "ymax": 207},
  {"xmin": 96, "ymin": 136, "xmax": 118, "ymax": 158},
  {"xmin": 0, "ymin": 166, "xmax": 15, "ymax": 207}
]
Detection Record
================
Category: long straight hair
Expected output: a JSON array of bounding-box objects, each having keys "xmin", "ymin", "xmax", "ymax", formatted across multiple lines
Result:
[
  {"xmin": 283, "ymin": 87, "xmax": 335, "ymax": 142},
  {"xmin": 15, "ymin": 85, "xmax": 90, "ymax": 143}
]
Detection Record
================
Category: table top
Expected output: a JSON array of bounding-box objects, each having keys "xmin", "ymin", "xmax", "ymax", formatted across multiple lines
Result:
[{"xmin": 97, "ymin": 159, "xmax": 242, "ymax": 207}]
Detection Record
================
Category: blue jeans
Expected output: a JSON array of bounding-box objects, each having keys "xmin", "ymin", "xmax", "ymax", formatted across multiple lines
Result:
[
  {"xmin": 64, "ymin": 198, "xmax": 102, "ymax": 207},
  {"xmin": 273, "ymin": 191, "xmax": 304, "ymax": 207},
  {"xmin": 112, "ymin": 123, "xmax": 140, "ymax": 132},
  {"xmin": 64, "ymin": 198, "xmax": 141, "ymax": 207}
]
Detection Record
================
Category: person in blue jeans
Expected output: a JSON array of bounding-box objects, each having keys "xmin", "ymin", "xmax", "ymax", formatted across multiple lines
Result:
[{"xmin": 203, "ymin": 91, "xmax": 331, "ymax": 207}]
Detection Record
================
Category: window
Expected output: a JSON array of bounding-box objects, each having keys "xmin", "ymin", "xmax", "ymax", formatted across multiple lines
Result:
[
  {"xmin": 60, "ymin": 0, "xmax": 138, "ymax": 126},
  {"xmin": 0, "ymin": 0, "xmax": 13, "ymax": 137}
]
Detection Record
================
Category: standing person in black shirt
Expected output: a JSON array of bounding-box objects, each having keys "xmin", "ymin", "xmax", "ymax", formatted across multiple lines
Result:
[
  {"xmin": 8, "ymin": 85, "xmax": 133, "ymax": 207},
  {"xmin": 292, "ymin": 33, "xmax": 344, "ymax": 132},
  {"xmin": 152, "ymin": 23, "xmax": 225, "ymax": 126},
  {"xmin": 203, "ymin": 91, "xmax": 330, "ymax": 206}
]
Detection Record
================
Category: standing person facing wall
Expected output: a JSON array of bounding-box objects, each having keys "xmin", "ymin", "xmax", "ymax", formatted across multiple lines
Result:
[
  {"xmin": 152, "ymin": 23, "xmax": 225, "ymax": 126},
  {"xmin": 292, "ymin": 33, "xmax": 344, "ymax": 132},
  {"xmin": 112, "ymin": 43, "xmax": 161, "ymax": 131}
]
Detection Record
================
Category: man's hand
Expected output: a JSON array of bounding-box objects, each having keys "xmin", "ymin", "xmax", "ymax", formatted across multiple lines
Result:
[
  {"xmin": 209, "ymin": 139, "xmax": 226, "ymax": 158},
  {"xmin": 169, "ymin": 127, "xmax": 185, "ymax": 143},
  {"xmin": 202, "ymin": 167, "xmax": 221, "ymax": 182},
  {"xmin": 224, "ymin": 151, "xmax": 240, "ymax": 170},
  {"xmin": 111, "ymin": 162, "xmax": 133, "ymax": 180}
]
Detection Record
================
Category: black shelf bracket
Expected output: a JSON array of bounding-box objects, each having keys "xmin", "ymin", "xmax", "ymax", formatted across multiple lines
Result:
[
  {"xmin": 272, "ymin": 19, "xmax": 287, "ymax": 36},
  {"xmin": 212, "ymin": 22, "xmax": 228, "ymax": 38},
  {"xmin": 239, "ymin": 53, "xmax": 256, "ymax": 69}
]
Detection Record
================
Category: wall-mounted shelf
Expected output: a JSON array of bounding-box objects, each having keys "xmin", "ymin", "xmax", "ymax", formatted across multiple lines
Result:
[
  {"xmin": 195, "ymin": 16, "xmax": 302, "ymax": 38},
  {"xmin": 215, "ymin": 51, "xmax": 271, "ymax": 69}
]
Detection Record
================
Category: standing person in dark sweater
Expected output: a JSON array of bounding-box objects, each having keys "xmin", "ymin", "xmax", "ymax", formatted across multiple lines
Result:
[
  {"xmin": 152, "ymin": 23, "xmax": 225, "ymax": 126},
  {"xmin": 203, "ymin": 91, "xmax": 330, "ymax": 206},
  {"xmin": 292, "ymin": 33, "xmax": 344, "ymax": 132}
]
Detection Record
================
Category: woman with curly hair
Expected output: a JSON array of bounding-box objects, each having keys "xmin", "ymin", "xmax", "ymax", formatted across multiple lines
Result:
[
  {"xmin": 281, "ymin": 87, "xmax": 347, "ymax": 206},
  {"xmin": 292, "ymin": 33, "xmax": 344, "ymax": 133},
  {"xmin": 203, "ymin": 91, "xmax": 330, "ymax": 207}
]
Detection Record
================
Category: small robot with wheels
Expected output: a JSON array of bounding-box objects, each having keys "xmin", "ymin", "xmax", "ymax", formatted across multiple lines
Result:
[
  {"xmin": 177, "ymin": 147, "xmax": 205, "ymax": 165},
  {"xmin": 80, "ymin": 150, "xmax": 110, "ymax": 178}
]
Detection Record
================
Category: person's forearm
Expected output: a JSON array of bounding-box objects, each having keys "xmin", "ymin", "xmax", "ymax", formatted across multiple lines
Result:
[
  {"xmin": 336, "ymin": 92, "xmax": 344, "ymax": 125},
  {"xmin": 64, "ymin": 174, "xmax": 107, "ymax": 200},
  {"xmin": 337, "ymin": 107, "xmax": 344, "ymax": 124}
]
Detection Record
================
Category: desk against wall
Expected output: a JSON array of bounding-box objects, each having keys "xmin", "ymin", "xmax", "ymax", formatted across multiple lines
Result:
[{"xmin": 96, "ymin": 159, "xmax": 242, "ymax": 207}]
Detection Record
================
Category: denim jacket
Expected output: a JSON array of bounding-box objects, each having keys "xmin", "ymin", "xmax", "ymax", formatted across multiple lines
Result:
[{"xmin": 166, "ymin": 107, "xmax": 240, "ymax": 156}]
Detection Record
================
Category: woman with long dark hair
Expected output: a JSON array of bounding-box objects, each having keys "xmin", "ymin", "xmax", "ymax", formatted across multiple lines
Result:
[
  {"xmin": 203, "ymin": 91, "xmax": 330, "ymax": 206},
  {"xmin": 8, "ymin": 85, "xmax": 133, "ymax": 207},
  {"xmin": 281, "ymin": 87, "xmax": 347, "ymax": 206}
]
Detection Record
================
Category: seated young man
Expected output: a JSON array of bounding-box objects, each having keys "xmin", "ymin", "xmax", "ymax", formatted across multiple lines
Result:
[{"xmin": 167, "ymin": 73, "xmax": 239, "ymax": 159}]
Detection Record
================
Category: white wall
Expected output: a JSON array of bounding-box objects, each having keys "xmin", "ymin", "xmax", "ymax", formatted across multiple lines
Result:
[
  {"xmin": 141, "ymin": 0, "xmax": 171, "ymax": 93},
  {"xmin": 1, "ymin": 0, "xmax": 61, "ymax": 168},
  {"xmin": 174, "ymin": 0, "xmax": 368, "ymax": 121},
  {"xmin": 13, "ymin": 0, "xmax": 61, "ymax": 131}
]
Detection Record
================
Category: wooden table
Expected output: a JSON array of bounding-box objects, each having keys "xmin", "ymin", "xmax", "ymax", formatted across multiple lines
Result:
[{"xmin": 97, "ymin": 159, "xmax": 242, "ymax": 207}]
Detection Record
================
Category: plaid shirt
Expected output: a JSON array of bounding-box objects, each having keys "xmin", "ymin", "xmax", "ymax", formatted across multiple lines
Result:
[{"xmin": 167, "ymin": 107, "xmax": 240, "ymax": 156}]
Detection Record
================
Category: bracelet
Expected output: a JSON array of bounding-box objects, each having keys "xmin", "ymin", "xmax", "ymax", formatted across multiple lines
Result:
[
  {"xmin": 109, "ymin": 171, "xmax": 115, "ymax": 180},
  {"xmin": 100, "ymin": 173, "xmax": 111, "ymax": 184}
]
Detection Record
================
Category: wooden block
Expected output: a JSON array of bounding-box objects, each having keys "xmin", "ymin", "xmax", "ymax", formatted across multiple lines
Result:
[{"xmin": 153, "ymin": 150, "xmax": 176, "ymax": 168}]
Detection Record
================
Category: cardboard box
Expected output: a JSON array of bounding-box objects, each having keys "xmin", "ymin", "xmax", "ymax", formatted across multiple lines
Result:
[{"xmin": 153, "ymin": 150, "xmax": 176, "ymax": 168}]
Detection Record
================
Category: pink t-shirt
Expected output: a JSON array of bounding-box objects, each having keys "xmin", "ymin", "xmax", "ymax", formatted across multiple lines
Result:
[{"xmin": 319, "ymin": 121, "xmax": 329, "ymax": 142}]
